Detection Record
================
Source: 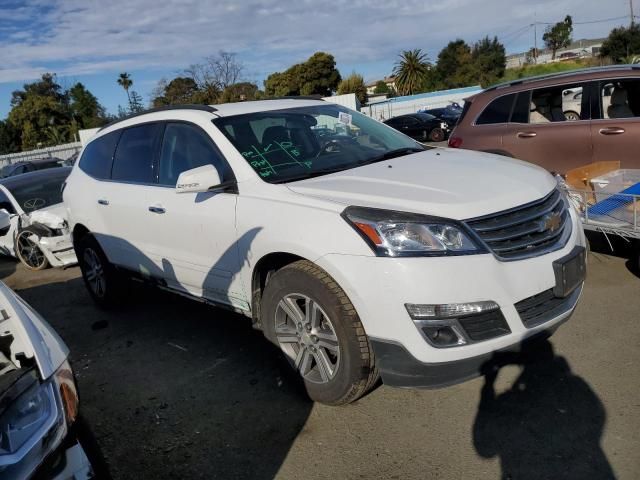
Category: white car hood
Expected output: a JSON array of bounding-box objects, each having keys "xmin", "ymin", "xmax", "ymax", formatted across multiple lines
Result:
[
  {"xmin": 286, "ymin": 148, "xmax": 557, "ymax": 220},
  {"xmin": 0, "ymin": 281, "xmax": 68, "ymax": 380}
]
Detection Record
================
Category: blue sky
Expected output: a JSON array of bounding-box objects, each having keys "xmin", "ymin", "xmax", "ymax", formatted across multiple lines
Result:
[{"xmin": 0, "ymin": 0, "xmax": 633, "ymax": 119}]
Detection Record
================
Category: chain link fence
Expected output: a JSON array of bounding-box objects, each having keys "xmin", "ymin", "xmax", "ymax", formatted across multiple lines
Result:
[{"xmin": 0, "ymin": 142, "xmax": 82, "ymax": 167}]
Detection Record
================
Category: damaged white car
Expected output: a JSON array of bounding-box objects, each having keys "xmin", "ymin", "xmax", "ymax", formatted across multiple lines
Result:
[{"xmin": 0, "ymin": 167, "xmax": 76, "ymax": 271}]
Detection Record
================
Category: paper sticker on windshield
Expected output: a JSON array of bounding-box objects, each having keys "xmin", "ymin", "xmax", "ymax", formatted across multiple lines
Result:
[{"xmin": 338, "ymin": 112, "xmax": 352, "ymax": 125}]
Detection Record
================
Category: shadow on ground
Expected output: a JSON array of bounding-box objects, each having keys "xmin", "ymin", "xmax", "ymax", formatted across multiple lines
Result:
[
  {"xmin": 586, "ymin": 230, "xmax": 639, "ymax": 279},
  {"xmin": 473, "ymin": 339, "xmax": 615, "ymax": 480},
  {"xmin": 15, "ymin": 276, "xmax": 312, "ymax": 480}
]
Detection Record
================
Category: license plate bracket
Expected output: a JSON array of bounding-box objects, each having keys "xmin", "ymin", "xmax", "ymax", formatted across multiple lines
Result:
[{"xmin": 552, "ymin": 246, "xmax": 586, "ymax": 298}]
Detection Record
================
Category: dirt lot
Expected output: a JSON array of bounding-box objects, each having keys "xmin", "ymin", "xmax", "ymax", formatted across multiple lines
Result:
[{"xmin": 1, "ymin": 239, "xmax": 638, "ymax": 480}]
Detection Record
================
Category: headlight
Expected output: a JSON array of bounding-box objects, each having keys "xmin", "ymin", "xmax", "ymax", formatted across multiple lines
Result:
[
  {"xmin": 0, "ymin": 359, "xmax": 77, "ymax": 476},
  {"xmin": 342, "ymin": 206, "xmax": 485, "ymax": 257}
]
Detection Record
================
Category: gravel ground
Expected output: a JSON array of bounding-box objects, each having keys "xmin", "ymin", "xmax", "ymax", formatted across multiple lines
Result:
[{"xmin": 0, "ymin": 236, "xmax": 638, "ymax": 480}]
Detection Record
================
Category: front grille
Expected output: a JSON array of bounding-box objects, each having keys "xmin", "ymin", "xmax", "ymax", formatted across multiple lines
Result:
[
  {"xmin": 457, "ymin": 310, "xmax": 511, "ymax": 342},
  {"xmin": 515, "ymin": 286, "xmax": 581, "ymax": 328},
  {"xmin": 466, "ymin": 189, "xmax": 570, "ymax": 260}
]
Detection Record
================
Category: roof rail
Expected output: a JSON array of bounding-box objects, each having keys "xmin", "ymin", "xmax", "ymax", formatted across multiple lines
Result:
[
  {"xmin": 483, "ymin": 64, "xmax": 640, "ymax": 92},
  {"xmin": 99, "ymin": 104, "xmax": 218, "ymax": 131}
]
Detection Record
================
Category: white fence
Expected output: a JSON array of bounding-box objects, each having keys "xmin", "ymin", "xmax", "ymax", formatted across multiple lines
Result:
[
  {"xmin": 362, "ymin": 86, "xmax": 482, "ymax": 121},
  {"xmin": 0, "ymin": 141, "xmax": 82, "ymax": 167}
]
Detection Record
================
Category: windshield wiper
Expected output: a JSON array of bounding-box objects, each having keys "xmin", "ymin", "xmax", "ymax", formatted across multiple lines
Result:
[{"xmin": 357, "ymin": 147, "xmax": 425, "ymax": 167}]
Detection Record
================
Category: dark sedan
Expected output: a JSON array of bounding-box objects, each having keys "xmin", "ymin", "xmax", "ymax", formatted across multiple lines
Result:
[
  {"xmin": 383, "ymin": 113, "xmax": 451, "ymax": 142},
  {"xmin": 419, "ymin": 105, "xmax": 462, "ymax": 125},
  {"xmin": 0, "ymin": 158, "xmax": 63, "ymax": 178}
]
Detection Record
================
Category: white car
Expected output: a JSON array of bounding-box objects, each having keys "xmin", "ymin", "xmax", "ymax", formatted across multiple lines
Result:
[
  {"xmin": 63, "ymin": 100, "xmax": 587, "ymax": 405},
  {"xmin": 0, "ymin": 250, "xmax": 98, "ymax": 478},
  {"xmin": 0, "ymin": 168, "xmax": 77, "ymax": 271}
]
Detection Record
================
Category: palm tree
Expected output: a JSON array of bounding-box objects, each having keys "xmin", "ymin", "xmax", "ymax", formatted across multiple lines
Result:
[
  {"xmin": 117, "ymin": 72, "xmax": 133, "ymax": 103},
  {"xmin": 393, "ymin": 49, "xmax": 431, "ymax": 96}
]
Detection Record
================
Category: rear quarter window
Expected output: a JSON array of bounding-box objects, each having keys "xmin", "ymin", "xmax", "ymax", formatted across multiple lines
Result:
[{"xmin": 79, "ymin": 131, "xmax": 121, "ymax": 180}]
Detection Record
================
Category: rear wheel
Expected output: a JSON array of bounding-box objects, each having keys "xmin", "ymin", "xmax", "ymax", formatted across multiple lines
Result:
[
  {"xmin": 261, "ymin": 260, "xmax": 378, "ymax": 405},
  {"xmin": 15, "ymin": 229, "xmax": 49, "ymax": 271},
  {"xmin": 564, "ymin": 110, "xmax": 580, "ymax": 121},
  {"xmin": 429, "ymin": 127, "xmax": 445, "ymax": 142},
  {"xmin": 76, "ymin": 234, "xmax": 126, "ymax": 309}
]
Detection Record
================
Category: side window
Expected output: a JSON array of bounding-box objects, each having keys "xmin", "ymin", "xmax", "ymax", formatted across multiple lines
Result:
[
  {"xmin": 511, "ymin": 91, "xmax": 531, "ymax": 123},
  {"xmin": 601, "ymin": 79, "xmax": 640, "ymax": 119},
  {"xmin": 476, "ymin": 93, "xmax": 516, "ymax": 125},
  {"xmin": 530, "ymin": 84, "xmax": 584, "ymax": 123},
  {"xmin": 111, "ymin": 124, "xmax": 162, "ymax": 184},
  {"xmin": 158, "ymin": 123, "xmax": 229, "ymax": 186},
  {"xmin": 79, "ymin": 131, "xmax": 121, "ymax": 180}
]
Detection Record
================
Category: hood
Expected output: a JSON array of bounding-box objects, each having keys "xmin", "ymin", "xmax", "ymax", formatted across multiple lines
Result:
[
  {"xmin": 286, "ymin": 148, "xmax": 556, "ymax": 220},
  {"xmin": 0, "ymin": 281, "xmax": 68, "ymax": 381}
]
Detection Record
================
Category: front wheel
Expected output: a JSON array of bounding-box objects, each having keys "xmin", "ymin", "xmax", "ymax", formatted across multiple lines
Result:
[
  {"xmin": 261, "ymin": 260, "xmax": 378, "ymax": 405},
  {"xmin": 15, "ymin": 229, "xmax": 49, "ymax": 271},
  {"xmin": 429, "ymin": 127, "xmax": 445, "ymax": 142}
]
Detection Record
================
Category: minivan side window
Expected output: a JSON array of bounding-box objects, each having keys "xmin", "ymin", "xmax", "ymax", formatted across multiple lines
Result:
[
  {"xmin": 476, "ymin": 93, "xmax": 516, "ymax": 125},
  {"xmin": 158, "ymin": 123, "xmax": 229, "ymax": 186},
  {"xmin": 600, "ymin": 79, "xmax": 640, "ymax": 119},
  {"xmin": 530, "ymin": 84, "xmax": 584, "ymax": 123},
  {"xmin": 111, "ymin": 124, "xmax": 162, "ymax": 184},
  {"xmin": 79, "ymin": 131, "xmax": 121, "ymax": 180}
]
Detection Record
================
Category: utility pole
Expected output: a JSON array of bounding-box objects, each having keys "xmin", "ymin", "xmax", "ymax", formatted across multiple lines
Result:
[
  {"xmin": 631, "ymin": 0, "xmax": 635, "ymax": 26},
  {"xmin": 534, "ymin": 15, "xmax": 538, "ymax": 64}
]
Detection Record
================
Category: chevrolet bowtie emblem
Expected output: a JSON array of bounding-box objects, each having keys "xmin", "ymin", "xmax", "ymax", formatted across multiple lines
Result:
[{"xmin": 542, "ymin": 212, "xmax": 562, "ymax": 232}]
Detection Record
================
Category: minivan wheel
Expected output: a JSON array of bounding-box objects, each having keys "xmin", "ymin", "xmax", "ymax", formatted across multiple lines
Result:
[
  {"xmin": 429, "ymin": 127, "xmax": 445, "ymax": 142},
  {"xmin": 261, "ymin": 260, "xmax": 379, "ymax": 405},
  {"xmin": 76, "ymin": 234, "xmax": 125, "ymax": 309}
]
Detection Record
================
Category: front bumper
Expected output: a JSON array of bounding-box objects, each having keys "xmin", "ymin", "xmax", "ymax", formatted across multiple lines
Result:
[
  {"xmin": 36, "ymin": 234, "xmax": 77, "ymax": 268},
  {"xmin": 314, "ymin": 208, "xmax": 586, "ymax": 378},
  {"xmin": 370, "ymin": 289, "xmax": 578, "ymax": 388}
]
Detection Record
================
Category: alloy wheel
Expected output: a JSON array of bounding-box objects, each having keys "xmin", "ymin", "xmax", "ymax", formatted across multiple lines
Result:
[
  {"xmin": 83, "ymin": 248, "xmax": 106, "ymax": 298},
  {"xmin": 16, "ymin": 231, "xmax": 47, "ymax": 269},
  {"xmin": 274, "ymin": 293, "xmax": 340, "ymax": 384}
]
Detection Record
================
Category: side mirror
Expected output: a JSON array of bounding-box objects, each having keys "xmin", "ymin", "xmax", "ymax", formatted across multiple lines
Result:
[
  {"xmin": 0, "ymin": 209, "xmax": 11, "ymax": 236},
  {"xmin": 176, "ymin": 165, "xmax": 230, "ymax": 194}
]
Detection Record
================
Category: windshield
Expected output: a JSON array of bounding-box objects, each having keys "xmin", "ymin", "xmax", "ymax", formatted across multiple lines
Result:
[
  {"xmin": 213, "ymin": 104, "xmax": 424, "ymax": 183},
  {"xmin": 2, "ymin": 170, "xmax": 69, "ymax": 213}
]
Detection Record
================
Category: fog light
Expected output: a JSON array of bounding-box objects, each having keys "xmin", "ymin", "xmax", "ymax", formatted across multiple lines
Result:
[
  {"xmin": 405, "ymin": 301, "xmax": 499, "ymax": 320},
  {"xmin": 406, "ymin": 301, "xmax": 500, "ymax": 348}
]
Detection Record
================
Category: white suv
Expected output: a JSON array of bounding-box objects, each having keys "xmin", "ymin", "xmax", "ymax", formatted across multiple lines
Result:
[{"xmin": 63, "ymin": 99, "xmax": 586, "ymax": 405}]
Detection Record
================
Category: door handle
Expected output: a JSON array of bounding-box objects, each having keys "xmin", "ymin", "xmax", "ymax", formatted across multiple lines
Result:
[
  {"xmin": 517, "ymin": 132, "xmax": 537, "ymax": 138},
  {"xmin": 148, "ymin": 206, "xmax": 166, "ymax": 214},
  {"xmin": 97, "ymin": 199, "xmax": 109, "ymax": 205},
  {"xmin": 599, "ymin": 127, "xmax": 625, "ymax": 135}
]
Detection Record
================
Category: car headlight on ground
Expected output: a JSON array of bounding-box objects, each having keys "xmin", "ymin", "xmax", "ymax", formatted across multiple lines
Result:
[{"xmin": 342, "ymin": 206, "xmax": 486, "ymax": 257}]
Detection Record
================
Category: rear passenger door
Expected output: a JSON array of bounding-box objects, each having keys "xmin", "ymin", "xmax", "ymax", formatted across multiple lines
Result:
[
  {"xmin": 143, "ymin": 122, "xmax": 245, "ymax": 309},
  {"xmin": 99, "ymin": 123, "xmax": 164, "ymax": 271},
  {"xmin": 500, "ymin": 83, "xmax": 592, "ymax": 173},
  {"xmin": 590, "ymin": 78, "xmax": 640, "ymax": 169}
]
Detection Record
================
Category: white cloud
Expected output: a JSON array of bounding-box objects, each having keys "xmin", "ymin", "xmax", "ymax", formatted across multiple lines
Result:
[{"xmin": 0, "ymin": 0, "xmax": 631, "ymax": 84}]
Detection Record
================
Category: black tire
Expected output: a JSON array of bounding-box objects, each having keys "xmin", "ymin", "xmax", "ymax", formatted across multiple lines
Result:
[
  {"xmin": 261, "ymin": 260, "xmax": 378, "ymax": 405},
  {"xmin": 429, "ymin": 127, "xmax": 445, "ymax": 142},
  {"xmin": 15, "ymin": 228, "xmax": 49, "ymax": 271},
  {"xmin": 75, "ymin": 233, "xmax": 126, "ymax": 309}
]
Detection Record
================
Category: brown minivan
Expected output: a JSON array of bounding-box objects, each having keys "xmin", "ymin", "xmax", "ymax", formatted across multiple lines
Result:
[{"xmin": 449, "ymin": 65, "xmax": 640, "ymax": 174}]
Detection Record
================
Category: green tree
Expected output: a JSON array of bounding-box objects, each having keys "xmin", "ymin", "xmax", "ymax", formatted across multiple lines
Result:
[
  {"xmin": 601, "ymin": 24, "xmax": 640, "ymax": 63},
  {"xmin": 151, "ymin": 77, "xmax": 201, "ymax": 107},
  {"xmin": 0, "ymin": 121, "xmax": 20, "ymax": 155},
  {"xmin": 128, "ymin": 91, "xmax": 144, "ymax": 113},
  {"xmin": 8, "ymin": 73, "xmax": 71, "ymax": 149},
  {"xmin": 373, "ymin": 80, "xmax": 390, "ymax": 94},
  {"xmin": 432, "ymin": 40, "xmax": 477, "ymax": 89},
  {"xmin": 393, "ymin": 49, "xmax": 431, "ymax": 95},
  {"xmin": 264, "ymin": 52, "xmax": 341, "ymax": 97},
  {"xmin": 219, "ymin": 82, "xmax": 261, "ymax": 103},
  {"xmin": 472, "ymin": 36, "xmax": 506, "ymax": 86},
  {"xmin": 69, "ymin": 82, "xmax": 106, "ymax": 129},
  {"xmin": 337, "ymin": 72, "xmax": 367, "ymax": 104},
  {"xmin": 543, "ymin": 15, "xmax": 573, "ymax": 60},
  {"xmin": 117, "ymin": 72, "xmax": 133, "ymax": 103}
]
